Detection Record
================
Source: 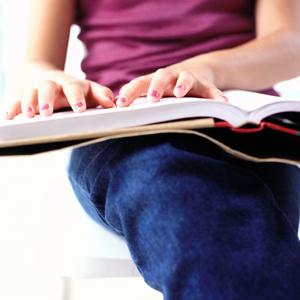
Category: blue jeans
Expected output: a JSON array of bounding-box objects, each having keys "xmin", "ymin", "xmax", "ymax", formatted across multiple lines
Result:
[{"xmin": 68, "ymin": 134, "xmax": 300, "ymax": 299}]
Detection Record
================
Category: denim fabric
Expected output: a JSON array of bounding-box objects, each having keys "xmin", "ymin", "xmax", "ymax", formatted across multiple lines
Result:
[{"xmin": 68, "ymin": 134, "xmax": 300, "ymax": 299}]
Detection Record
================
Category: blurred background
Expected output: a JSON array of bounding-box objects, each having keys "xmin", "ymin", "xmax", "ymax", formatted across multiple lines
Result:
[
  {"xmin": 0, "ymin": 0, "xmax": 85, "ymax": 109},
  {"xmin": 0, "ymin": 1, "xmax": 299, "ymax": 300}
]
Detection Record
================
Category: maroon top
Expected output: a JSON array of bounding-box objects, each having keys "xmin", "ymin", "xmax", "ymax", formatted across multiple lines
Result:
[{"xmin": 75, "ymin": 0, "xmax": 263, "ymax": 95}]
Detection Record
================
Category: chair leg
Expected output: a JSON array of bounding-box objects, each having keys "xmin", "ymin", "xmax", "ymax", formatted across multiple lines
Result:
[{"xmin": 61, "ymin": 277, "xmax": 73, "ymax": 300}]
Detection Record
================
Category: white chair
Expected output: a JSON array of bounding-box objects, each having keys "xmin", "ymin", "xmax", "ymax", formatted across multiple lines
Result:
[
  {"xmin": 1, "ymin": 149, "xmax": 161, "ymax": 300},
  {"xmin": 59, "ymin": 191, "xmax": 141, "ymax": 300},
  {"xmin": 36, "ymin": 149, "xmax": 143, "ymax": 300}
]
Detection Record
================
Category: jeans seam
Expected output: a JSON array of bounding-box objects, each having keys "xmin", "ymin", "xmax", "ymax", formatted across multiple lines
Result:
[
  {"xmin": 78, "ymin": 139, "xmax": 126, "ymax": 235},
  {"xmin": 78, "ymin": 139, "xmax": 117, "ymax": 189}
]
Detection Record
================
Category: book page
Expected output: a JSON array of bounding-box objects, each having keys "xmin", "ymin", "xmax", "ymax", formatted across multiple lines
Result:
[
  {"xmin": 0, "ymin": 95, "xmax": 246, "ymax": 142},
  {"xmin": 223, "ymin": 90, "xmax": 288, "ymax": 112},
  {"xmin": 0, "ymin": 96, "xmax": 214, "ymax": 127},
  {"xmin": 1, "ymin": 91, "xmax": 273, "ymax": 128}
]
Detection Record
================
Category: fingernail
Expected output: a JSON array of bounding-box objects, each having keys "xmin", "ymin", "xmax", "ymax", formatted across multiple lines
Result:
[
  {"xmin": 106, "ymin": 96, "xmax": 114, "ymax": 102},
  {"xmin": 41, "ymin": 103, "xmax": 50, "ymax": 110},
  {"xmin": 25, "ymin": 106, "xmax": 33, "ymax": 112},
  {"xmin": 149, "ymin": 90, "xmax": 159, "ymax": 98},
  {"xmin": 118, "ymin": 96, "xmax": 127, "ymax": 103},
  {"xmin": 222, "ymin": 96, "xmax": 229, "ymax": 102},
  {"xmin": 3, "ymin": 112, "xmax": 13, "ymax": 120},
  {"xmin": 74, "ymin": 101, "xmax": 84, "ymax": 109},
  {"xmin": 176, "ymin": 85, "xmax": 186, "ymax": 91}
]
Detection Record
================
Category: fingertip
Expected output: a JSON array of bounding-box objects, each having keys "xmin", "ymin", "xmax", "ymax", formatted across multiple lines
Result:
[
  {"xmin": 116, "ymin": 95, "xmax": 129, "ymax": 107},
  {"xmin": 2, "ymin": 111, "xmax": 12, "ymax": 120},
  {"xmin": 22, "ymin": 105, "xmax": 36, "ymax": 118},
  {"xmin": 3, "ymin": 101, "xmax": 22, "ymax": 120},
  {"xmin": 40, "ymin": 103, "xmax": 53, "ymax": 116},
  {"xmin": 222, "ymin": 95, "xmax": 229, "ymax": 103},
  {"xmin": 173, "ymin": 85, "xmax": 186, "ymax": 98},
  {"xmin": 214, "ymin": 94, "xmax": 229, "ymax": 103},
  {"xmin": 147, "ymin": 89, "xmax": 161, "ymax": 103},
  {"xmin": 202, "ymin": 86, "xmax": 228, "ymax": 102},
  {"xmin": 88, "ymin": 81, "xmax": 115, "ymax": 108},
  {"xmin": 106, "ymin": 95, "xmax": 114, "ymax": 103},
  {"xmin": 100, "ymin": 96, "xmax": 115, "ymax": 108},
  {"xmin": 106, "ymin": 96, "xmax": 116, "ymax": 107},
  {"xmin": 73, "ymin": 101, "xmax": 86, "ymax": 112}
]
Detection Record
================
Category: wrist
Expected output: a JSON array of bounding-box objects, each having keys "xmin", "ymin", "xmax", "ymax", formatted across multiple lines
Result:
[
  {"xmin": 18, "ymin": 61, "xmax": 71, "ymax": 97},
  {"xmin": 195, "ymin": 53, "xmax": 226, "ymax": 90},
  {"xmin": 168, "ymin": 54, "xmax": 224, "ymax": 91}
]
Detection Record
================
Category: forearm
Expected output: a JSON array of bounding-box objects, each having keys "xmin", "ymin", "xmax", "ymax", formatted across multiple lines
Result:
[
  {"xmin": 17, "ymin": 0, "xmax": 76, "ymax": 97},
  {"xmin": 199, "ymin": 29, "xmax": 300, "ymax": 91}
]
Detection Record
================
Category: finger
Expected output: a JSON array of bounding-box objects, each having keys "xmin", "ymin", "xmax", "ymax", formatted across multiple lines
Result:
[
  {"xmin": 175, "ymin": 73, "xmax": 228, "ymax": 102},
  {"xmin": 197, "ymin": 81, "xmax": 228, "ymax": 102},
  {"xmin": 87, "ymin": 81, "xmax": 115, "ymax": 108},
  {"xmin": 21, "ymin": 88, "xmax": 38, "ymax": 118},
  {"xmin": 62, "ymin": 80, "xmax": 87, "ymax": 112},
  {"xmin": 173, "ymin": 71, "xmax": 196, "ymax": 98},
  {"xmin": 38, "ymin": 80, "xmax": 62, "ymax": 116},
  {"xmin": 3, "ymin": 100, "xmax": 22, "ymax": 120},
  {"xmin": 116, "ymin": 76, "xmax": 151, "ymax": 107},
  {"xmin": 147, "ymin": 68, "xmax": 177, "ymax": 102}
]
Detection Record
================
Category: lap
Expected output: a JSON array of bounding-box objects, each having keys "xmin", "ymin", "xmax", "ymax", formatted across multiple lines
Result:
[
  {"xmin": 68, "ymin": 133, "xmax": 300, "ymax": 233},
  {"xmin": 68, "ymin": 134, "xmax": 300, "ymax": 298}
]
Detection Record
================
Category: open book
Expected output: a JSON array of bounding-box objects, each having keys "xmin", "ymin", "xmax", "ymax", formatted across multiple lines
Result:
[{"xmin": 1, "ymin": 90, "xmax": 300, "ymax": 148}]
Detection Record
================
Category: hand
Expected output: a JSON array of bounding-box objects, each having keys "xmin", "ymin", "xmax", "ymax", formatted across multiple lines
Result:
[
  {"xmin": 115, "ymin": 58, "xmax": 228, "ymax": 107},
  {"xmin": 4, "ymin": 76, "xmax": 114, "ymax": 120}
]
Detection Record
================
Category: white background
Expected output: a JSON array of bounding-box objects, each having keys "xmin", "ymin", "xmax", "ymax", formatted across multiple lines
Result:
[{"xmin": 0, "ymin": 0, "xmax": 85, "ymax": 108}]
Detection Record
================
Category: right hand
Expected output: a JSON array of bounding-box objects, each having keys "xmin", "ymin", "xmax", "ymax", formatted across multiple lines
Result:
[{"xmin": 4, "ymin": 76, "xmax": 115, "ymax": 120}]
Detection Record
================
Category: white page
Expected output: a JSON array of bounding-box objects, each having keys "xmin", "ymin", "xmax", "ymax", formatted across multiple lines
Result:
[
  {"xmin": 223, "ymin": 90, "xmax": 293, "ymax": 112},
  {"xmin": 0, "ymin": 97, "xmax": 214, "ymax": 127}
]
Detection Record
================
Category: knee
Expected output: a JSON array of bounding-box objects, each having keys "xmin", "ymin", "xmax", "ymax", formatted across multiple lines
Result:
[{"xmin": 104, "ymin": 142, "xmax": 230, "ymax": 234}]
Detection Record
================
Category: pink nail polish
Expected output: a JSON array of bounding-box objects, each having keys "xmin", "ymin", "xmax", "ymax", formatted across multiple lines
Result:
[
  {"xmin": 222, "ymin": 96, "xmax": 229, "ymax": 102},
  {"xmin": 150, "ymin": 90, "xmax": 159, "ymax": 98},
  {"xmin": 74, "ymin": 101, "xmax": 84, "ymax": 109},
  {"xmin": 106, "ymin": 96, "xmax": 114, "ymax": 102},
  {"xmin": 118, "ymin": 97, "xmax": 127, "ymax": 103},
  {"xmin": 26, "ymin": 106, "xmax": 33, "ymax": 112},
  {"xmin": 176, "ymin": 85, "xmax": 186, "ymax": 91},
  {"xmin": 41, "ymin": 103, "xmax": 50, "ymax": 110}
]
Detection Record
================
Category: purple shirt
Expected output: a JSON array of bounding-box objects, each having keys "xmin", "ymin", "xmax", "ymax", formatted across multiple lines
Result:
[{"xmin": 76, "ymin": 0, "xmax": 256, "ymax": 94}]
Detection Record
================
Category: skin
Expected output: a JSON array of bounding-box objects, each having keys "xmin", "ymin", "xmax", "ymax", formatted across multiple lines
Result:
[{"xmin": 4, "ymin": 0, "xmax": 300, "ymax": 119}]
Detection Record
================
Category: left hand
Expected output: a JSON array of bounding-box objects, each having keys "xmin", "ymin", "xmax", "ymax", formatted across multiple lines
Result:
[{"xmin": 115, "ymin": 58, "xmax": 229, "ymax": 107}]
